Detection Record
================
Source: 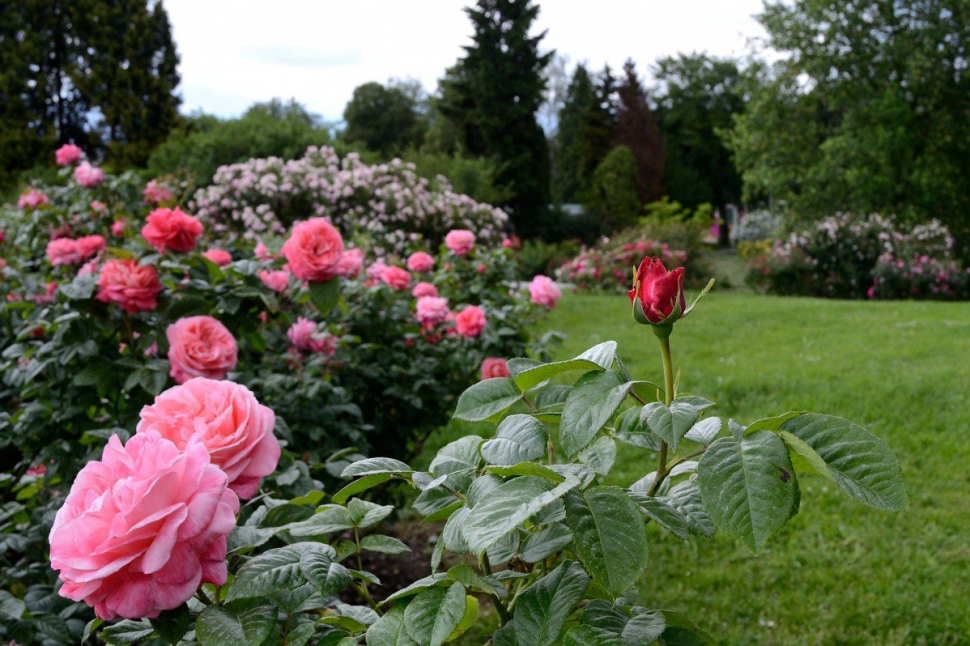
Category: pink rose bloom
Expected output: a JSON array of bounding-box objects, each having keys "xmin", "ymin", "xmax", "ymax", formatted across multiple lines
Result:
[
  {"xmin": 407, "ymin": 251, "xmax": 435, "ymax": 273},
  {"xmin": 454, "ymin": 305, "xmax": 487, "ymax": 337},
  {"xmin": 78, "ymin": 258, "xmax": 99, "ymax": 276},
  {"xmin": 77, "ymin": 235, "xmax": 106, "ymax": 259},
  {"xmin": 111, "ymin": 220, "xmax": 126, "ymax": 237},
  {"xmin": 55, "ymin": 143, "xmax": 83, "ymax": 166},
  {"xmin": 74, "ymin": 162, "xmax": 105, "ymax": 188},
  {"xmin": 481, "ymin": 357, "xmax": 510, "ymax": 380},
  {"xmin": 0, "ymin": 229, "xmax": 4, "ymax": 244},
  {"xmin": 477, "ymin": 264, "xmax": 487, "ymax": 274},
  {"xmin": 49, "ymin": 432, "xmax": 239, "ymax": 620},
  {"xmin": 46, "ymin": 238, "xmax": 84, "ymax": 266},
  {"xmin": 18, "ymin": 189, "xmax": 49, "ymax": 210},
  {"xmin": 381, "ymin": 265, "xmax": 412, "ymax": 290},
  {"xmin": 529, "ymin": 275, "xmax": 562, "ymax": 308},
  {"xmin": 287, "ymin": 317, "xmax": 338, "ymax": 355},
  {"xmin": 254, "ymin": 241, "xmax": 273, "ymax": 261},
  {"xmin": 412, "ymin": 281, "xmax": 438, "ymax": 298},
  {"xmin": 335, "ymin": 248, "xmax": 364, "ymax": 278},
  {"xmin": 502, "ymin": 238, "xmax": 513, "ymax": 249},
  {"xmin": 137, "ymin": 378, "xmax": 280, "ymax": 499},
  {"xmin": 166, "ymin": 316, "xmax": 238, "ymax": 384},
  {"xmin": 365, "ymin": 261, "xmax": 387, "ymax": 281},
  {"xmin": 141, "ymin": 207, "xmax": 203, "ymax": 253},
  {"xmin": 281, "ymin": 218, "xmax": 344, "ymax": 282},
  {"xmin": 143, "ymin": 180, "xmax": 174, "ymax": 204},
  {"xmin": 96, "ymin": 259, "xmax": 162, "ymax": 313},
  {"xmin": 203, "ymin": 249, "xmax": 232, "ymax": 267},
  {"xmin": 91, "ymin": 201, "xmax": 107, "ymax": 212},
  {"xmin": 27, "ymin": 462, "xmax": 47, "ymax": 476},
  {"xmin": 445, "ymin": 229, "xmax": 476, "ymax": 255},
  {"xmin": 258, "ymin": 269, "xmax": 290, "ymax": 292},
  {"xmin": 416, "ymin": 296, "xmax": 450, "ymax": 327}
]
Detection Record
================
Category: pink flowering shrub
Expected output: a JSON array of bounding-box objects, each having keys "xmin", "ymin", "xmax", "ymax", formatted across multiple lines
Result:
[
  {"xmin": 557, "ymin": 239, "xmax": 689, "ymax": 292},
  {"xmin": 190, "ymin": 146, "xmax": 507, "ymax": 253}
]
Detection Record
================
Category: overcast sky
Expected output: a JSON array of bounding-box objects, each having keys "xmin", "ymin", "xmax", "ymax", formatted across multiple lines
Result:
[{"xmin": 162, "ymin": 0, "xmax": 768, "ymax": 123}]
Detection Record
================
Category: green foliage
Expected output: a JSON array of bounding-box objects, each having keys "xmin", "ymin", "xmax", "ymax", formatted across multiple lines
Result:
[
  {"xmin": 438, "ymin": 0, "xmax": 553, "ymax": 238},
  {"xmin": 726, "ymin": 0, "xmax": 970, "ymax": 255},
  {"xmin": 553, "ymin": 65, "xmax": 614, "ymax": 204},
  {"xmin": 398, "ymin": 150, "xmax": 512, "ymax": 206},
  {"xmin": 147, "ymin": 100, "xmax": 333, "ymax": 186},
  {"xmin": 588, "ymin": 146, "xmax": 641, "ymax": 233},
  {"xmin": 343, "ymin": 81, "xmax": 428, "ymax": 157},
  {"xmin": 614, "ymin": 61, "xmax": 665, "ymax": 205}
]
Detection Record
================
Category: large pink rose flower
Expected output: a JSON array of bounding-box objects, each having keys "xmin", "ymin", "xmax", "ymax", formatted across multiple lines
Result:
[
  {"xmin": 454, "ymin": 305, "xmax": 487, "ymax": 337},
  {"xmin": 412, "ymin": 281, "xmax": 438, "ymax": 298},
  {"xmin": 445, "ymin": 230, "xmax": 476, "ymax": 255},
  {"xmin": 203, "ymin": 249, "xmax": 232, "ymax": 267},
  {"xmin": 55, "ymin": 143, "xmax": 83, "ymax": 166},
  {"xmin": 381, "ymin": 265, "xmax": 411, "ymax": 290},
  {"xmin": 481, "ymin": 357, "xmax": 510, "ymax": 380},
  {"xmin": 281, "ymin": 218, "xmax": 344, "ymax": 282},
  {"xmin": 74, "ymin": 162, "xmax": 106, "ymax": 188},
  {"xmin": 95, "ymin": 259, "xmax": 162, "ymax": 313},
  {"xmin": 335, "ymin": 248, "xmax": 364, "ymax": 278},
  {"xmin": 406, "ymin": 251, "xmax": 435, "ymax": 273},
  {"xmin": 46, "ymin": 239, "xmax": 84, "ymax": 266},
  {"xmin": 49, "ymin": 431, "xmax": 239, "ymax": 620},
  {"xmin": 166, "ymin": 316, "xmax": 238, "ymax": 384},
  {"xmin": 77, "ymin": 235, "xmax": 106, "ymax": 259},
  {"xmin": 141, "ymin": 207, "xmax": 204, "ymax": 253},
  {"xmin": 416, "ymin": 296, "xmax": 450, "ymax": 327},
  {"xmin": 19, "ymin": 189, "xmax": 49, "ymax": 210},
  {"xmin": 258, "ymin": 269, "xmax": 290, "ymax": 293},
  {"xmin": 137, "ymin": 378, "xmax": 280, "ymax": 499},
  {"xmin": 529, "ymin": 275, "xmax": 562, "ymax": 308}
]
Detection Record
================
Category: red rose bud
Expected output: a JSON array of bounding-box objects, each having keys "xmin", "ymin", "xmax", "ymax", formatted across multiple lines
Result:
[{"xmin": 628, "ymin": 257, "xmax": 686, "ymax": 326}]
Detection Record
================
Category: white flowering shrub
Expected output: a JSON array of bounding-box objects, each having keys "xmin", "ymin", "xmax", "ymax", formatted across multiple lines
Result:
[
  {"xmin": 731, "ymin": 209, "xmax": 782, "ymax": 244},
  {"xmin": 191, "ymin": 146, "xmax": 509, "ymax": 253}
]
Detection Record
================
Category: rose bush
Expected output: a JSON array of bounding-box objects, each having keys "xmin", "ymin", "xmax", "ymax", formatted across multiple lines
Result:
[
  {"xmin": 0, "ymin": 153, "xmax": 560, "ymax": 645},
  {"xmin": 48, "ymin": 257, "xmax": 905, "ymax": 646}
]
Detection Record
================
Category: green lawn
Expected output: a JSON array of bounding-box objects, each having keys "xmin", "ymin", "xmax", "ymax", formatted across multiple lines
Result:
[{"xmin": 427, "ymin": 291, "xmax": 970, "ymax": 644}]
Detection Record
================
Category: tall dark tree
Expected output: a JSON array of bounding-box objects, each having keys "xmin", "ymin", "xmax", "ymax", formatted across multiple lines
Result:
[
  {"xmin": 554, "ymin": 64, "xmax": 614, "ymax": 204},
  {"xmin": 439, "ymin": 0, "xmax": 553, "ymax": 238},
  {"xmin": 343, "ymin": 81, "xmax": 427, "ymax": 156},
  {"xmin": 653, "ymin": 53, "xmax": 744, "ymax": 243},
  {"xmin": 614, "ymin": 59, "xmax": 665, "ymax": 205}
]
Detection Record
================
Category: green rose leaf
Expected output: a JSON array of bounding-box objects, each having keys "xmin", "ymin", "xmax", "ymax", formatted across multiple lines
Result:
[
  {"xmin": 360, "ymin": 534, "xmax": 412, "ymax": 555},
  {"xmin": 481, "ymin": 414, "xmax": 548, "ymax": 466},
  {"xmin": 149, "ymin": 603, "xmax": 191, "ymax": 645},
  {"xmin": 403, "ymin": 582, "xmax": 467, "ymax": 646},
  {"xmin": 628, "ymin": 492, "xmax": 691, "ymax": 541},
  {"xmin": 514, "ymin": 341, "xmax": 617, "ymax": 392},
  {"xmin": 577, "ymin": 436, "xmax": 617, "ymax": 476},
  {"xmin": 227, "ymin": 542, "xmax": 318, "ymax": 600},
  {"xmin": 560, "ymin": 370, "xmax": 634, "ymax": 457},
  {"xmin": 666, "ymin": 480, "xmax": 716, "ymax": 538},
  {"xmin": 511, "ymin": 561, "xmax": 590, "ymax": 646},
  {"xmin": 0, "ymin": 590, "xmax": 25, "ymax": 620},
  {"xmin": 697, "ymin": 431, "xmax": 798, "ymax": 553},
  {"xmin": 453, "ymin": 378, "xmax": 522, "ymax": 421},
  {"xmin": 300, "ymin": 543, "xmax": 353, "ymax": 596},
  {"xmin": 779, "ymin": 414, "xmax": 907, "ymax": 511},
  {"xmin": 308, "ymin": 278, "xmax": 341, "ymax": 315},
  {"xmin": 332, "ymin": 473, "xmax": 395, "ymax": 504},
  {"xmin": 640, "ymin": 399, "xmax": 699, "ymax": 452},
  {"xmin": 287, "ymin": 505, "xmax": 356, "ymax": 537},
  {"xmin": 342, "ymin": 457, "xmax": 412, "ymax": 478},
  {"xmin": 99, "ymin": 620, "xmax": 155, "ymax": 645},
  {"xmin": 658, "ymin": 610, "xmax": 718, "ymax": 645},
  {"xmin": 196, "ymin": 600, "xmax": 276, "ymax": 646},
  {"xmin": 563, "ymin": 486, "xmax": 648, "ymax": 597},
  {"xmin": 366, "ymin": 604, "xmax": 417, "ymax": 646},
  {"xmin": 520, "ymin": 522, "xmax": 573, "ymax": 563}
]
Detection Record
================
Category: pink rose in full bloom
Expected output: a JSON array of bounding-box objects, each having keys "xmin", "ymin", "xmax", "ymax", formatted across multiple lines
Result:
[
  {"xmin": 18, "ymin": 189, "xmax": 49, "ymax": 210},
  {"xmin": 502, "ymin": 238, "xmax": 513, "ymax": 248},
  {"xmin": 412, "ymin": 281, "xmax": 438, "ymax": 298},
  {"xmin": 203, "ymin": 249, "xmax": 232, "ymax": 267},
  {"xmin": 287, "ymin": 317, "xmax": 338, "ymax": 355},
  {"xmin": 335, "ymin": 248, "xmax": 364, "ymax": 278},
  {"xmin": 77, "ymin": 235, "xmax": 106, "ymax": 259},
  {"xmin": 281, "ymin": 218, "xmax": 344, "ymax": 282},
  {"xmin": 407, "ymin": 251, "xmax": 435, "ymax": 273},
  {"xmin": 254, "ymin": 241, "xmax": 273, "ymax": 261},
  {"xmin": 454, "ymin": 305, "xmax": 487, "ymax": 337},
  {"xmin": 55, "ymin": 143, "xmax": 83, "ymax": 166},
  {"xmin": 416, "ymin": 296, "xmax": 450, "ymax": 327},
  {"xmin": 137, "ymin": 378, "xmax": 280, "ymax": 499},
  {"xmin": 481, "ymin": 357, "xmax": 510, "ymax": 380},
  {"xmin": 141, "ymin": 207, "xmax": 204, "ymax": 253},
  {"xmin": 258, "ymin": 269, "xmax": 290, "ymax": 292},
  {"xmin": 74, "ymin": 162, "xmax": 105, "ymax": 188},
  {"xmin": 49, "ymin": 432, "xmax": 239, "ymax": 619},
  {"xmin": 91, "ymin": 201, "xmax": 107, "ymax": 212},
  {"xmin": 46, "ymin": 239, "xmax": 84, "ymax": 266},
  {"xmin": 166, "ymin": 316, "xmax": 238, "ymax": 384},
  {"xmin": 95, "ymin": 259, "xmax": 162, "ymax": 313},
  {"xmin": 111, "ymin": 220, "xmax": 126, "ymax": 236},
  {"xmin": 445, "ymin": 229, "xmax": 476, "ymax": 255},
  {"xmin": 529, "ymin": 275, "xmax": 562, "ymax": 308},
  {"xmin": 143, "ymin": 180, "xmax": 174, "ymax": 204},
  {"xmin": 381, "ymin": 265, "xmax": 411, "ymax": 290}
]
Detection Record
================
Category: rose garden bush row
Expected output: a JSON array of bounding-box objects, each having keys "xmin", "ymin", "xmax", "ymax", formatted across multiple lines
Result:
[
  {"xmin": 0, "ymin": 147, "xmax": 562, "ymax": 645},
  {"xmin": 13, "ymin": 250, "xmax": 907, "ymax": 645}
]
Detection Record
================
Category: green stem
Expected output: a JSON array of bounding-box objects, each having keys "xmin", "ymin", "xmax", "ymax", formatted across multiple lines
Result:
[
  {"xmin": 648, "ymin": 334, "xmax": 676, "ymax": 496},
  {"xmin": 480, "ymin": 558, "xmax": 511, "ymax": 626},
  {"xmin": 353, "ymin": 528, "xmax": 381, "ymax": 613}
]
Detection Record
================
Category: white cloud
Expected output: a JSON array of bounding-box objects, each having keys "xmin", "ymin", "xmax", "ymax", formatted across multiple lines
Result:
[{"xmin": 162, "ymin": 0, "xmax": 766, "ymax": 121}]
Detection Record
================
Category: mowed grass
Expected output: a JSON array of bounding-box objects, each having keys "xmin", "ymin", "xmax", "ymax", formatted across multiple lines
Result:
[{"xmin": 425, "ymin": 291, "xmax": 970, "ymax": 645}]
